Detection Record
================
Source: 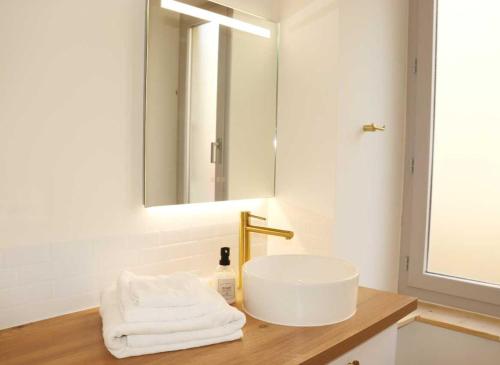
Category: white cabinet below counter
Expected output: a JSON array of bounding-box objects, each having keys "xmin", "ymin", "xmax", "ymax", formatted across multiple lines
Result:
[{"xmin": 329, "ymin": 325, "xmax": 398, "ymax": 365}]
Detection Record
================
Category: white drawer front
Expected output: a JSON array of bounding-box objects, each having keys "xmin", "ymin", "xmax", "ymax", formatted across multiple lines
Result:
[{"xmin": 328, "ymin": 324, "xmax": 398, "ymax": 365}]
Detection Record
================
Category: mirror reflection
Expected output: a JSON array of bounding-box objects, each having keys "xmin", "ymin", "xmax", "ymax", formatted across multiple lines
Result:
[{"xmin": 144, "ymin": 0, "xmax": 278, "ymax": 207}]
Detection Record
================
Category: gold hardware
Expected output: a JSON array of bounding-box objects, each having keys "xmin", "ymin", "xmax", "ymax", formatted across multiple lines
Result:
[
  {"xmin": 249, "ymin": 213, "xmax": 266, "ymax": 221},
  {"xmin": 362, "ymin": 123, "xmax": 386, "ymax": 132},
  {"xmin": 238, "ymin": 211, "xmax": 294, "ymax": 288},
  {"xmin": 348, "ymin": 361, "xmax": 360, "ymax": 365}
]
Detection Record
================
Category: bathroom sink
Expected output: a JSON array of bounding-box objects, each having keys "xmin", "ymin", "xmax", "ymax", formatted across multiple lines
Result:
[{"xmin": 242, "ymin": 255, "xmax": 359, "ymax": 327}]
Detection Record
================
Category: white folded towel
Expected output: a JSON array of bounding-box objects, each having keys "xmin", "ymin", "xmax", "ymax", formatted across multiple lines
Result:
[
  {"xmin": 125, "ymin": 271, "xmax": 201, "ymax": 307},
  {"xmin": 100, "ymin": 287, "xmax": 245, "ymax": 358},
  {"xmin": 119, "ymin": 271, "xmax": 226, "ymax": 322}
]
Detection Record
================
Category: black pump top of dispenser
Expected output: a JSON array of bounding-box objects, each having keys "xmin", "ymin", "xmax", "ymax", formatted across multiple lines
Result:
[{"xmin": 219, "ymin": 247, "xmax": 230, "ymax": 266}]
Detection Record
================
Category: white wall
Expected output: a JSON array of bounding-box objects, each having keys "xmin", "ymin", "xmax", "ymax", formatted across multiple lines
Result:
[
  {"xmin": 397, "ymin": 322, "xmax": 500, "ymax": 365},
  {"xmin": 268, "ymin": 0, "xmax": 339, "ymax": 257},
  {"xmin": 269, "ymin": 0, "xmax": 409, "ymax": 291},
  {"xmin": 0, "ymin": 0, "xmax": 267, "ymax": 329},
  {"xmin": 332, "ymin": 0, "xmax": 408, "ymax": 291}
]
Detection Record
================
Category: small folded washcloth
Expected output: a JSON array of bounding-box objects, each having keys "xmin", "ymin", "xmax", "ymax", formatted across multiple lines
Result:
[
  {"xmin": 125, "ymin": 271, "xmax": 201, "ymax": 307},
  {"xmin": 100, "ymin": 287, "xmax": 246, "ymax": 358},
  {"xmin": 119, "ymin": 271, "xmax": 225, "ymax": 322}
]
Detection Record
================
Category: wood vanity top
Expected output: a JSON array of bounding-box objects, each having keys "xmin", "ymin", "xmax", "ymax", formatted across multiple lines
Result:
[{"xmin": 0, "ymin": 287, "xmax": 416, "ymax": 365}]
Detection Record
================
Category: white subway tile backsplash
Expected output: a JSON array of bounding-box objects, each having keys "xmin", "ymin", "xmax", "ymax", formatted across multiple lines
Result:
[
  {"xmin": 127, "ymin": 232, "xmax": 159, "ymax": 249},
  {"xmin": 132, "ymin": 257, "xmax": 195, "ymax": 277},
  {"xmin": 159, "ymin": 241, "xmax": 197, "ymax": 259},
  {"xmin": 187, "ymin": 226, "xmax": 216, "ymax": 241},
  {"xmin": 93, "ymin": 236, "xmax": 128, "ymax": 254},
  {"xmin": 95, "ymin": 239, "xmax": 141, "ymax": 272},
  {"xmin": 53, "ymin": 274, "xmax": 100, "ymax": 298},
  {"xmin": 0, "ymin": 292, "xmax": 99, "ymax": 330},
  {"xmin": 217, "ymin": 236, "xmax": 239, "ymax": 249},
  {"xmin": 252, "ymin": 241, "xmax": 268, "ymax": 258},
  {"xmin": 17, "ymin": 262, "xmax": 55, "ymax": 285},
  {"xmin": 99, "ymin": 269, "xmax": 122, "ymax": 289},
  {"xmin": 48, "ymin": 292, "xmax": 100, "ymax": 317},
  {"xmin": 140, "ymin": 246, "xmax": 174, "ymax": 265},
  {"xmin": 0, "ymin": 269, "xmax": 17, "ymax": 289},
  {"xmin": 0, "ymin": 224, "xmax": 265, "ymax": 329},
  {"xmin": 214, "ymin": 223, "xmax": 239, "ymax": 236},
  {"xmin": 1, "ymin": 244, "xmax": 51, "ymax": 268},
  {"xmin": 105, "ymin": 249, "xmax": 141, "ymax": 271},
  {"xmin": 159, "ymin": 229, "xmax": 190, "ymax": 245},
  {"xmin": 0, "ymin": 302, "xmax": 48, "ymax": 329},
  {"xmin": 51, "ymin": 240, "xmax": 98, "ymax": 277},
  {"xmin": 0, "ymin": 282, "xmax": 52, "ymax": 309}
]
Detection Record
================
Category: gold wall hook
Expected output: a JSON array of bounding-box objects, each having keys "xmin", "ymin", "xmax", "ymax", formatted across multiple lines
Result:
[{"xmin": 363, "ymin": 123, "xmax": 386, "ymax": 132}]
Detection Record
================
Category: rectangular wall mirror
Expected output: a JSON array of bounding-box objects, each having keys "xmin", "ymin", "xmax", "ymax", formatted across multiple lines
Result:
[{"xmin": 144, "ymin": 0, "xmax": 279, "ymax": 207}]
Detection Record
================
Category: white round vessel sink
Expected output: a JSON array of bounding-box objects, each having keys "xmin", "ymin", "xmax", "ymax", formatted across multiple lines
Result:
[{"xmin": 242, "ymin": 255, "xmax": 359, "ymax": 327}]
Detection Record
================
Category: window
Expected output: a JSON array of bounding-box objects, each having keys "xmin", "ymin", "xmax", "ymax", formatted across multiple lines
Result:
[{"xmin": 400, "ymin": 0, "xmax": 500, "ymax": 314}]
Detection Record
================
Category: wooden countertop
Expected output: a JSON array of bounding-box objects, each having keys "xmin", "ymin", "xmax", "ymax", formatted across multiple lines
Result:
[{"xmin": 0, "ymin": 287, "xmax": 416, "ymax": 365}]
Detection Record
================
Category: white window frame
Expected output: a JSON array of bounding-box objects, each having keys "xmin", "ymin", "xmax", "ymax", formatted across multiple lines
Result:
[{"xmin": 399, "ymin": 0, "xmax": 500, "ymax": 316}]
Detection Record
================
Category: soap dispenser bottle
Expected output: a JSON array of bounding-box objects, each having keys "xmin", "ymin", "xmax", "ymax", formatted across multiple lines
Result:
[{"xmin": 215, "ymin": 247, "xmax": 236, "ymax": 304}]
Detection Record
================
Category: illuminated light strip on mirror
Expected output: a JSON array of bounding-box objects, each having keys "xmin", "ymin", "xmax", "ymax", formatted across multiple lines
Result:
[{"xmin": 161, "ymin": 0, "xmax": 271, "ymax": 38}]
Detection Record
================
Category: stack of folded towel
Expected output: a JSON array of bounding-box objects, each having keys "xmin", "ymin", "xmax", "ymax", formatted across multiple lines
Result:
[{"xmin": 99, "ymin": 271, "xmax": 246, "ymax": 358}]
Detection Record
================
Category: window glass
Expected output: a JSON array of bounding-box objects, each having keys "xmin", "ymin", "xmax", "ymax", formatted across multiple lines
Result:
[{"xmin": 428, "ymin": 0, "xmax": 500, "ymax": 285}]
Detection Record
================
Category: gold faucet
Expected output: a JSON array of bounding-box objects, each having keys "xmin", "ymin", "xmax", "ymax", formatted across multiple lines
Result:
[{"xmin": 238, "ymin": 211, "xmax": 294, "ymax": 288}]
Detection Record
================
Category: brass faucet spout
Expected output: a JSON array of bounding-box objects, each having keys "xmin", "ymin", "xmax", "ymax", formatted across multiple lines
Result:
[
  {"xmin": 246, "ymin": 225, "xmax": 294, "ymax": 239},
  {"xmin": 238, "ymin": 211, "xmax": 294, "ymax": 288}
]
